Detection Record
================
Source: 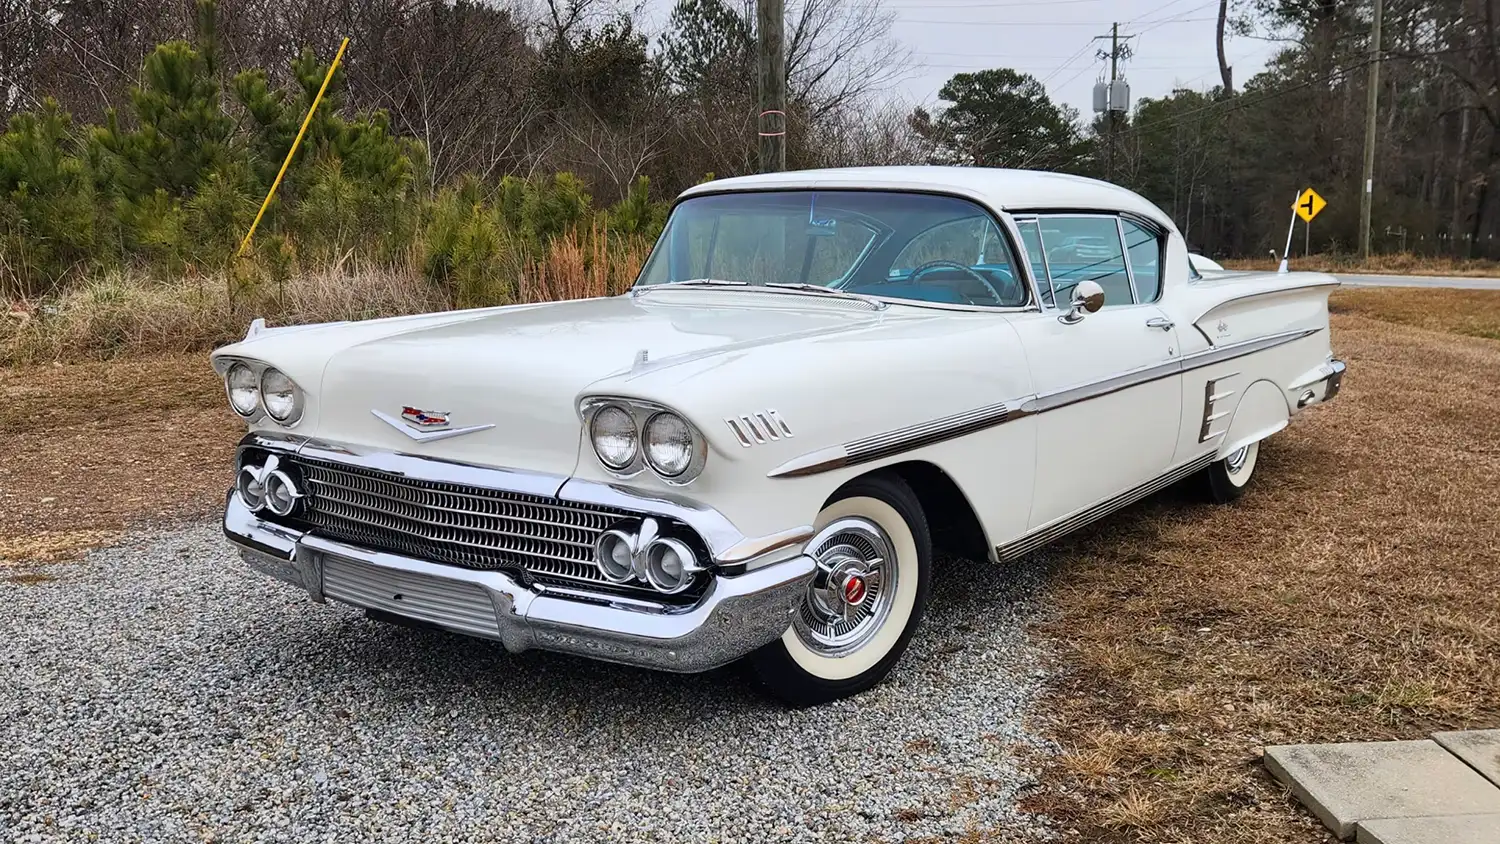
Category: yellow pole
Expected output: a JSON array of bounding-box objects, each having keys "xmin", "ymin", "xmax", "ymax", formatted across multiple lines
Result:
[{"xmin": 236, "ymin": 37, "xmax": 350, "ymax": 258}]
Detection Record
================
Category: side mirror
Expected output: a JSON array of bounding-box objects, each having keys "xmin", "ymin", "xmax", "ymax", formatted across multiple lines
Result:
[{"xmin": 1059, "ymin": 280, "xmax": 1105, "ymax": 324}]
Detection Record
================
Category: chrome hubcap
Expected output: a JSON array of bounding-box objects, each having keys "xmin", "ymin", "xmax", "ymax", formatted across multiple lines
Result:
[
  {"xmin": 1226, "ymin": 445, "xmax": 1250, "ymax": 475},
  {"xmin": 793, "ymin": 516, "xmax": 897, "ymax": 657}
]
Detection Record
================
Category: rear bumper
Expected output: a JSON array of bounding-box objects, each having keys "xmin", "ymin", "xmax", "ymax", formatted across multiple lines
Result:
[
  {"xmin": 226, "ymin": 493, "xmax": 815, "ymax": 673},
  {"xmin": 1292, "ymin": 357, "xmax": 1346, "ymax": 408}
]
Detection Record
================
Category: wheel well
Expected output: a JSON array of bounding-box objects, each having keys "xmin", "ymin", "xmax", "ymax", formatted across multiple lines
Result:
[{"xmin": 839, "ymin": 461, "xmax": 990, "ymax": 562}]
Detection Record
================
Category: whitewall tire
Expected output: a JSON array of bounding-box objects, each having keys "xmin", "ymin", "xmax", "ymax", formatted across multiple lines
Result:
[
  {"xmin": 1204, "ymin": 439, "xmax": 1260, "ymax": 503},
  {"xmin": 750, "ymin": 472, "xmax": 931, "ymax": 706}
]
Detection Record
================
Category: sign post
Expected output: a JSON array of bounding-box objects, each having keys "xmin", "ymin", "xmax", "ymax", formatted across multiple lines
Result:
[{"xmin": 1286, "ymin": 187, "xmax": 1327, "ymax": 270}]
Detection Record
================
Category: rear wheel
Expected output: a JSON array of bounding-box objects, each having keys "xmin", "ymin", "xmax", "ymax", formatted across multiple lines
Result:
[
  {"xmin": 1204, "ymin": 440, "xmax": 1260, "ymax": 503},
  {"xmin": 750, "ymin": 473, "xmax": 931, "ymax": 707}
]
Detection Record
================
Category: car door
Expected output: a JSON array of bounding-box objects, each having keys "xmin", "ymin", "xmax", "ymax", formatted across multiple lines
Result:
[{"xmin": 1010, "ymin": 214, "xmax": 1182, "ymax": 531}]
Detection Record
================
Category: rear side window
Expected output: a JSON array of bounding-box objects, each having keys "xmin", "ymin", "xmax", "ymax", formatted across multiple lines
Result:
[{"xmin": 1121, "ymin": 218, "xmax": 1164, "ymax": 303}]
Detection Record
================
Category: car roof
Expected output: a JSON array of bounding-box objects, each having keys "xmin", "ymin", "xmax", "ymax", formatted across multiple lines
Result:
[{"xmin": 678, "ymin": 166, "xmax": 1177, "ymax": 233}]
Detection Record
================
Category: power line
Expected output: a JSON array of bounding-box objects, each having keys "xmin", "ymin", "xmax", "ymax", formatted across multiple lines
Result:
[{"xmin": 896, "ymin": 17, "xmax": 1217, "ymax": 27}]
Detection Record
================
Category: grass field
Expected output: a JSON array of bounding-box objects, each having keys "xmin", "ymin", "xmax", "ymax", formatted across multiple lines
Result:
[
  {"xmin": 1033, "ymin": 288, "xmax": 1500, "ymax": 840},
  {"xmin": 1222, "ymin": 253, "xmax": 1500, "ymax": 278},
  {"xmin": 3, "ymin": 288, "xmax": 1497, "ymax": 842}
]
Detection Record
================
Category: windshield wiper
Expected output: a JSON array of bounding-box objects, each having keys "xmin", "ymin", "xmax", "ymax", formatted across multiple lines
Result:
[
  {"xmin": 632, "ymin": 278, "xmax": 749, "ymax": 296},
  {"xmin": 764, "ymin": 282, "xmax": 889, "ymax": 310}
]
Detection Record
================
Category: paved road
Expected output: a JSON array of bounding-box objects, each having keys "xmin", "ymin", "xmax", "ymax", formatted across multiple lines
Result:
[{"xmin": 1335, "ymin": 273, "xmax": 1500, "ymax": 290}]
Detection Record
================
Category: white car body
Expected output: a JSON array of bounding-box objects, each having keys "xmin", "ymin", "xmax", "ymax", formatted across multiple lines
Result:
[{"xmin": 215, "ymin": 167, "xmax": 1344, "ymax": 693}]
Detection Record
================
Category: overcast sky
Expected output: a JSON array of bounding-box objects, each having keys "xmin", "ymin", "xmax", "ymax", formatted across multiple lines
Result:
[{"xmin": 637, "ymin": 0, "xmax": 1284, "ymax": 119}]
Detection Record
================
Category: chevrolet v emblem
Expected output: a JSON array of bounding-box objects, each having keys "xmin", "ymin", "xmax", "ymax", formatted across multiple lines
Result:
[{"xmin": 372, "ymin": 409, "xmax": 494, "ymax": 442}]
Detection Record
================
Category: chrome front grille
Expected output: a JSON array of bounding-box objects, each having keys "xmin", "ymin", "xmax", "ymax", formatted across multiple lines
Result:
[{"xmin": 289, "ymin": 457, "xmax": 659, "ymax": 595}]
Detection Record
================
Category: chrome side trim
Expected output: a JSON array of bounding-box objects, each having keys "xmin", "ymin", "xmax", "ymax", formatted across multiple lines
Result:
[
  {"xmin": 1198, "ymin": 372, "xmax": 1239, "ymax": 442},
  {"xmin": 767, "ymin": 401, "xmax": 1010, "ymax": 479},
  {"xmin": 768, "ymin": 328, "xmax": 1323, "ymax": 479},
  {"xmin": 995, "ymin": 451, "xmax": 1218, "ymax": 561}
]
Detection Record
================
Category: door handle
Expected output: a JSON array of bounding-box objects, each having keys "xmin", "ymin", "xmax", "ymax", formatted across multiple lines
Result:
[{"xmin": 1146, "ymin": 317, "xmax": 1175, "ymax": 332}]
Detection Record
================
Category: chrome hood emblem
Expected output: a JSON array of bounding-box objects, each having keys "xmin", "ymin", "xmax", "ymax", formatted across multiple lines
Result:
[{"xmin": 372, "ymin": 408, "xmax": 495, "ymax": 442}]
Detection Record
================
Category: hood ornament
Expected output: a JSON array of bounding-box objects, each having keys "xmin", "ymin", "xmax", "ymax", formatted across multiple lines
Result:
[{"xmin": 372, "ymin": 408, "xmax": 494, "ymax": 443}]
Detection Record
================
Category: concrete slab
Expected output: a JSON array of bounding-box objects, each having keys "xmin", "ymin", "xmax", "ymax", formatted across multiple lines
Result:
[
  {"xmin": 1356, "ymin": 814, "xmax": 1500, "ymax": 844},
  {"xmin": 1264, "ymin": 740, "xmax": 1500, "ymax": 840},
  {"xmin": 1435, "ymin": 731, "xmax": 1500, "ymax": 788}
]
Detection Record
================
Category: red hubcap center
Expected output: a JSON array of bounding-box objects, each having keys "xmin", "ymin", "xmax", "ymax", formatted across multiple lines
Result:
[{"xmin": 841, "ymin": 574, "xmax": 868, "ymax": 606}]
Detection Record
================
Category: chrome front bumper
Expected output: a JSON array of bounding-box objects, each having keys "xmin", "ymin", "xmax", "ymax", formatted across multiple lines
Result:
[{"xmin": 225, "ymin": 492, "xmax": 816, "ymax": 673}]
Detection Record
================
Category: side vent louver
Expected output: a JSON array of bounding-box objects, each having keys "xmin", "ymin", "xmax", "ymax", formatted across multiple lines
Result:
[
  {"xmin": 1199, "ymin": 373, "xmax": 1239, "ymax": 442},
  {"xmin": 726, "ymin": 410, "xmax": 794, "ymax": 447}
]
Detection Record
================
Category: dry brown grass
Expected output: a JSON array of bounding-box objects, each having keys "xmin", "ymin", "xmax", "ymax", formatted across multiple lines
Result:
[
  {"xmin": 0, "ymin": 355, "xmax": 240, "ymax": 563},
  {"xmin": 1036, "ymin": 298, "xmax": 1500, "ymax": 841},
  {"xmin": 1, "ymin": 231, "xmax": 651, "ymax": 365},
  {"xmin": 1223, "ymin": 252, "xmax": 1500, "ymax": 278},
  {"xmin": 1, "ymin": 266, "xmax": 446, "ymax": 365},
  {"xmin": 1330, "ymin": 286, "xmax": 1500, "ymax": 340}
]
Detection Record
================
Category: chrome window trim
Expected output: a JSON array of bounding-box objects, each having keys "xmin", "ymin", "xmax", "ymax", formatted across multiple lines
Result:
[
  {"xmin": 1115, "ymin": 216, "xmax": 1142, "ymax": 305},
  {"xmin": 1011, "ymin": 216, "xmax": 1057, "ymax": 309},
  {"xmin": 767, "ymin": 327, "xmax": 1321, "ymax": 479}
]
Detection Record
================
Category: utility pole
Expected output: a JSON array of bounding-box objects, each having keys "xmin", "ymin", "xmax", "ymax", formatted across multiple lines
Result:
[
  {"xmin": 1108, "ymin": 22, "xmax": 1118, "ymax": 180},
  {"xmin": 1092, "ymin": 24, "xmax": 1133, "ymax": 182},
  {"xmin": 757, "ymin": 0, "xmax": 786, "ymax": 173},
  {"xmin": 1359, "ymin": 0, "xmax": 1383, "ymax": 259}
]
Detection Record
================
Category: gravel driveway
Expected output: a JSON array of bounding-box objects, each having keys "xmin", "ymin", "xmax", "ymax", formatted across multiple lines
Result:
[{"xmin": 2, "ymin": 524, "xmax": 1051, "ymax": 843}]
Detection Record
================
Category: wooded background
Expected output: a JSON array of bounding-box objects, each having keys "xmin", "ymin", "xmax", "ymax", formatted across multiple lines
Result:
[{"xmin": 2, "ymin": 0, "xmax": 1499, "ymax": 300}]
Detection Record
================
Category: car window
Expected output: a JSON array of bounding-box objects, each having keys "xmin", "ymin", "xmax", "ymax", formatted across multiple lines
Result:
[
  {"xmin": 670, "ymin": 211, "xmax": 880, "ymax": 287},
  {"xmin": 1121, "ymin": 219, "xmax": 1163, "ymax": 302},
  {"xmin": 891, "ymin": 216, "xmax": 1003, "ymax": 272},
  {"xmin": 636, "ymin": 191, "xmax": 1029, "ymax": 308},
  {"xmin": 1013, "ymin": 218, "xmax": 1053, "ymax": 308},
  {"xmin": 1037, "ymin": 216, "xmax": 1134, "ymax": 308}
]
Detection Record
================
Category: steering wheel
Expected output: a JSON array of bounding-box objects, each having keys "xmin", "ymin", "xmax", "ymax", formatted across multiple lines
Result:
[{"xmin": 907, "ymin": 260, "xmax": 1006, "ymax": 305}]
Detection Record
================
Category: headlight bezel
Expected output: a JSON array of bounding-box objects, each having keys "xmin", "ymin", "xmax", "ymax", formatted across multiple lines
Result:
[
  {"xmin": 580, "ymin": 397, "xmax": 707, "ymax": 485},
  {"xmin": 217, "ymin": 357, "xmax": 306, "ymax": 429}
]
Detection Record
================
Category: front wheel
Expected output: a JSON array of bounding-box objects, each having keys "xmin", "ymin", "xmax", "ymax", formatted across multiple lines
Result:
[
  {"xmin": 749, "ymin": 472, "xmax": 931, "ymax": 707},
  {"xmin": 1203, "ymin": 439, "xmax": 1260, "ymax": 503}
]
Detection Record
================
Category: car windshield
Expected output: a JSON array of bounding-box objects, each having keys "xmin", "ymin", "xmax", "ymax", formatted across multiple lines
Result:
[{"xmin": 634, "ymin": 190, "xmax": 1029, "ymax": 308}]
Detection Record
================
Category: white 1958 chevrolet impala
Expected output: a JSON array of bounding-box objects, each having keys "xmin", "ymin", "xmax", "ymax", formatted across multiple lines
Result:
[{"xmin": 215, "ymin": 167, "xmax": 1344, "ymax": 705}]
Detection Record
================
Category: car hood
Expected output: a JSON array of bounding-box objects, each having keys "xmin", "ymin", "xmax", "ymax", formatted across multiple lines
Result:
[{"xmin": 229, "ymin": 291, "xmax": 922, "ymax": 477}]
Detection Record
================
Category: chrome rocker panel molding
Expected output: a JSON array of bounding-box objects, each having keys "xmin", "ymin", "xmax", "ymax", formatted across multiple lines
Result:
[
  {"xmin": 996, "ymin": 451, "xmax": 1219, "ymax": 561},
  {"xmin": 226, "ymin": 491, "xmax": 816, "ymax": 673},
  {"xmin": 768, "ymin": 327, "xmax": 1323, "ymax": 479}
]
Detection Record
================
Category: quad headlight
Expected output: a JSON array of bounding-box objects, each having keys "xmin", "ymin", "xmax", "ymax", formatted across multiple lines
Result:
[
  {"xmin": 222, "ymin": 360, "xmax": 304, "ymax": 427},
  {"xmin": 585, "ymin": 400, "xmax": 706, "ymax": 483},
  {"xmin": 259, "ymin": 367, "xmax": 302, "ymax": 424},
  {"xmin": 589, "ymin": 405, "xmax": 639, "ymax": 469},
  {"xmin": 226, "ymin": 363, "xmax": 260, "ymax": 417},
  {"xmin": 643, "ymin": 412, "xmax": 694, "ymax": 477}
]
